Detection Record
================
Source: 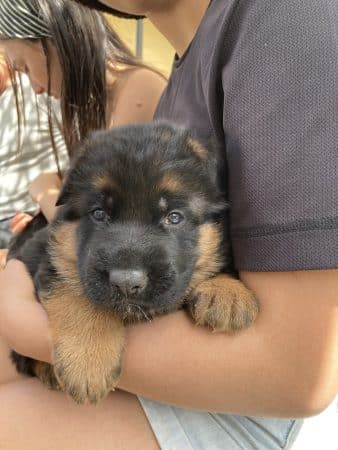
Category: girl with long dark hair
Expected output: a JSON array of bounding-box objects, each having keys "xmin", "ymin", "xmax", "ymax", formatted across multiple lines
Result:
[{"xmin": 0, "ymin": 0, "xmax": 166, "ymax": 228}]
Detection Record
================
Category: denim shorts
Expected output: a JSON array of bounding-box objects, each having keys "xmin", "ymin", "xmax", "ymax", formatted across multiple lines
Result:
[{"xmin": 139, "ymin": 398, "xmax": 303, "ymax": 450}]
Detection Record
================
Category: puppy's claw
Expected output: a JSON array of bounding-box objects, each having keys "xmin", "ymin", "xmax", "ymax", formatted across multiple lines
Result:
[
  {"xmin": 188, "ymin": 274, "xmax": 259, "ymax": 332},
  {"xmin": 33, "ymin": 361, "xmax": 62, "ymax": 391}
]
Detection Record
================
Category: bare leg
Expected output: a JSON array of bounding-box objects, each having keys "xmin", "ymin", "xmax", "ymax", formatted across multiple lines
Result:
[
  {"xmin": 0, "ymin": 336, "xmax": 26, "ymax": 385},
  {"xmin": 0, "ymin": 378, "xmax": 159, "ymax": 450}
]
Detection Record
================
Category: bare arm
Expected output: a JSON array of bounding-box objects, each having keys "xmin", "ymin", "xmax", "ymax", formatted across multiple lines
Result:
[
  {"xmin": 119, "ymin": 270, "xmax": 338, "ymax": 417},
  {"xmin": 107, "ymin": 68, "xmax": 167, "ymax": 128},
  {"xmin": 0, "ymin": 261, "xmax": 52, "ymax": 363},
  {"xmin": 0, "ymin": 261, "xmax": 337, "ymax": 417}
]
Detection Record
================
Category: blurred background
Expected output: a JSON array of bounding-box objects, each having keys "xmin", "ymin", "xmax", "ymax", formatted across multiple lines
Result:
[{"xmin": 108, "ymin": 17, "xmax": 175, "ymax": 77}]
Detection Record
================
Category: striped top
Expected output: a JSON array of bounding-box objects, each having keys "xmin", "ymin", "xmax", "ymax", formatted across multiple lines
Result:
[
  {"xmin": 0, "ymin": 0, "xmax": 51, "ymax": 39},
  {"xmin": 0, "ymin": 74, "xmax": 68, "ymax": 219}
]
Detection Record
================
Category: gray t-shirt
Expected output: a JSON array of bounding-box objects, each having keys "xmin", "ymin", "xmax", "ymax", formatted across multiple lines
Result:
[{"xmin": 155, "ymin": 0, "xmax": 338, "ymax": 271}]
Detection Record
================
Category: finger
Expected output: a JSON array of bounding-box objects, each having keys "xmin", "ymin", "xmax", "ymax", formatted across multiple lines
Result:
[
  {"xmin": 10, "ymin": 212, "xmax": 30, "ymax": 229},
  {"xmin": 11, "ymin": 216, "xmax": 33, "ymax": 235}
]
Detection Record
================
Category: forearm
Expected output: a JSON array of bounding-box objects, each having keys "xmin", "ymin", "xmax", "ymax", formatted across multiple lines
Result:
[
  {"xmin": 0, "ymin": 261, "xmax": 52, "ymax": 363},
  {"xmin": 2, "ymin": 263, "xmax": 337, "ymax": 417},
  {"xmin": 0, "ymin": 294, "xmax": 52, "ymax": 364},
  {"xmin": 120, "ymin": 313, "xmax": 310, "ymax": 417},
  {"xmin": 119, "ymin": 271, "xmax": 338, "ymax": 417}
]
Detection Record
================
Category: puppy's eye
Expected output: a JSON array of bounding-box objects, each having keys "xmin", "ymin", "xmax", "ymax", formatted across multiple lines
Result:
[
  {"xmin": 165, "ymin": 211, "xmax": 184, "ymax": 225},
  {"xmin": 91, "ymin": 208, "xmax": 107, "ymax": 222}
]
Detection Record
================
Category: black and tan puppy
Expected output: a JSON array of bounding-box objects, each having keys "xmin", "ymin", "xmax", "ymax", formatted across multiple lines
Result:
[{"xmin": 8, "ymin": 122, "xmax": 258, "ymax": 404}]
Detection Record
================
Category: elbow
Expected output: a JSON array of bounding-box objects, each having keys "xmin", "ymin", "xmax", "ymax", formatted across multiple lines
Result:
[
  {"xmin": 296, "ymin": 385, "xmax": 337, "ymax": 418},
  {"xmin": 279, "ymin": 371, "xmax": 337, "ymax": 418}
]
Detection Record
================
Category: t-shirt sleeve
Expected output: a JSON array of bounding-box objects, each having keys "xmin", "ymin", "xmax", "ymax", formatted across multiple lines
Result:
[{"xmin": 223, "ymin": 0, "xmax": 338, "ymax": 271}]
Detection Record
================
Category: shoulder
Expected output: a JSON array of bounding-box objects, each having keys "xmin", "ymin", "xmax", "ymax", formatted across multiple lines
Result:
[
  {"xmin": 109, "ymin": 67, "xmax": 167, "ymax": 128},
  {"xmin": 122, "ymin": 67, "xmax": 166, "ymax": 93}
]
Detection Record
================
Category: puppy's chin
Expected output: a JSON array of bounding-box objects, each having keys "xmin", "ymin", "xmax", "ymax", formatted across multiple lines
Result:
[
  {"xmin": 82, "ymin": 281, "xmax": 187, "ymax": 323},
  {"xmin": 109, "ymin": 290, "xmax": 187, "ymax": 324}
]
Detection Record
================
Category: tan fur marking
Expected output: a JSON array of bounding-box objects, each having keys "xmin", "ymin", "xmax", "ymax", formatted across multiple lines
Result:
[
  {"xmin": 48, "ymin": 222, "xmax": 82, "ymax": 295},
  {"xmin": 188, "ymin": 274, "xmax": 259, "ymax": 332},
  {"xmin": 187, "ymin": 223, "xmax": 224, "ymax": 292},
  {"xmin": 92, "ymin": 174, "xmax": 118, "ymax": 192},
  {"xmin": 41, "ymin": 288, "xmax": 125, "ymax": 404},
  {"xmin": 187, "ymin": 137, "xmax": 208, "ymax": 161},
  {"xmin": 158, "ymin": 173, "xmax": 184, "ymax": 193}
]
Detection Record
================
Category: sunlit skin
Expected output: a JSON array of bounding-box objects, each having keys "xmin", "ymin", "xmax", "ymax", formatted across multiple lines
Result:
[{"xmin": 1, "ymin": 39, "xmax": 62, "ymax": 98}]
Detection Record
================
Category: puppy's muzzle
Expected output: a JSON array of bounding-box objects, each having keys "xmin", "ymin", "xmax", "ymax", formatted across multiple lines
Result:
[{"xmin": 109, "ymin": 269, "xmax": 148, "ymax": 297}]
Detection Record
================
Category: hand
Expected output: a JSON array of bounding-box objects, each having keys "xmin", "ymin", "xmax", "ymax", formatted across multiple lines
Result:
[
  {"xmin": 29, "ymin": 172, "xmax": 61, "ymax": 204},
  {"xmin": 0, "ymin": 259, "xmax": 52, "ymax": 363},
  {"xmin": 10, "ymin": 212, "xmax": 34, "ymax": 235}
]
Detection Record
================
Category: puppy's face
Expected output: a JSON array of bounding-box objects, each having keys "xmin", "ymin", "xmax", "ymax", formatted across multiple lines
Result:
[{"xmin": 57, "ymin": 122, "xmax": 226, "ymax": 322}]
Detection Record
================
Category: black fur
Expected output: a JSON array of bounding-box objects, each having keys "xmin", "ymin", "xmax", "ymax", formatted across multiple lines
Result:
[{"xmin": 8, "ymin": 121, "xmax": 229, "ymax": 376}]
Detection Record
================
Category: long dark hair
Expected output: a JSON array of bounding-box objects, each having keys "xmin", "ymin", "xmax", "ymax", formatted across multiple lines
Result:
[
  {"xmin": 36, "ymin": 0, "xmax": 151, "ymax": 155},
  {"xmin": 6, "ymin": 0, "xmax": 156, "ymax": 162}
]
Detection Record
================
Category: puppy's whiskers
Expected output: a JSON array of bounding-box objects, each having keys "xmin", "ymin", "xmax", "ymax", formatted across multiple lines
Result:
[
  {"xmin": 114, "ymin": 299, "xmax": 152, "ymax": 322},
  {"xmin": 128, "ymin": 302, "xmax": 152, "ymax": 322}
]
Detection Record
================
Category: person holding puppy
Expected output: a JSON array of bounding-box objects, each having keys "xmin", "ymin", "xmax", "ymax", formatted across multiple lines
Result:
[{"xmin": 0, "ymin": 1, "xmax": 337, "ymax": 449}]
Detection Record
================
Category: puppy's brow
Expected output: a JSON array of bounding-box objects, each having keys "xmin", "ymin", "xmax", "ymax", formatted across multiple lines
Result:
[
  {"xmin": 92, "ymin": 175, "xmax": 118, "ymax": 192},
  {"xmin": 158, "ymin": 174, "xmax": 184, "ymax": 193},
  {"xmin": 187, "ymin": 138, "xmax": 208, "ymax": 161},
  {"xmin": 158, "ymin": 197, "xmax": 168, "ymax": 211},
  {"xmin": 188, "ymin": 196, "xmax": 207, "ymax": 216}
]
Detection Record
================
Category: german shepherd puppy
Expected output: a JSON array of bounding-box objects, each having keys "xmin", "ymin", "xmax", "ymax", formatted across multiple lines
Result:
[{"xmin": 8, "ymin": 122, "xmax": 258, "ymax": 404}]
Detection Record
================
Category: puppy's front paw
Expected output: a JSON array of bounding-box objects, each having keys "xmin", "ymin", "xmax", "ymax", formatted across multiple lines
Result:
[
  {"xmin": 53, "ymin": 346, "xmax": 122, "ymax": 404},
  {"xmin": 42, "ymin": 292, "xmax": 126, "ymax": 404},
  {"xmin": 188, "ymin": 274, "xmax": 258, "ymax": 332}
]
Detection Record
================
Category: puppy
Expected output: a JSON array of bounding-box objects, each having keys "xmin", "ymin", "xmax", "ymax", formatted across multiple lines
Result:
[{"xmin": 8, "ymin": 122, "xmax": 258, "ymax": 404}]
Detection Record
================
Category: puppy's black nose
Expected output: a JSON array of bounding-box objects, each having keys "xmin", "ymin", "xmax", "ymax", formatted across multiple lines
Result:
[{"xmin": 109, "ymin": 269, "xmax": 148, "ymax": 297}]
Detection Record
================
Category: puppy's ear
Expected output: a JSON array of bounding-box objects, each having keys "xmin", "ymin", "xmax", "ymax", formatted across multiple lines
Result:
[{"xmin": 187, "ymin": 134, "xmax": 222, "ymax": 188}]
